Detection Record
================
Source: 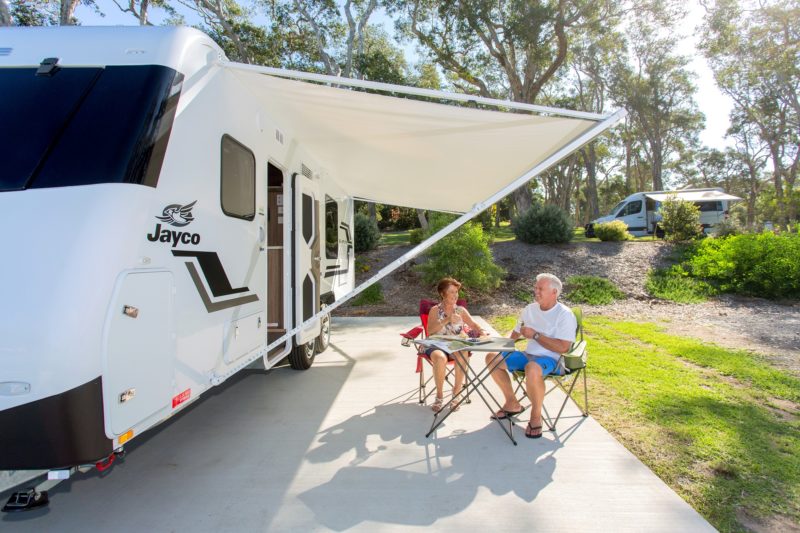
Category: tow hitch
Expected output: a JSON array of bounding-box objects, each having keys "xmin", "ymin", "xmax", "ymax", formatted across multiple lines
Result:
[{"xmin": 2, "ymin": 449, "xmax": 125, "ymax": 512}]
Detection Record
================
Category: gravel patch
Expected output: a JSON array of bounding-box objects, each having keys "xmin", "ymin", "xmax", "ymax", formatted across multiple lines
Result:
[{"xmin": 336, "ymin": 240, "xmax": 800, "ymax": 375}]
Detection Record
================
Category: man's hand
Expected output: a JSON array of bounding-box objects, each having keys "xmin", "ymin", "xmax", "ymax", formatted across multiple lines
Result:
[{"xmin": 520, "ymin": 326, "xmax": 536, "ymax": 339}]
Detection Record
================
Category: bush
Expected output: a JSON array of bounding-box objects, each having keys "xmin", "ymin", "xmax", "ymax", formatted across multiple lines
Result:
[
  {"xmin": 686, "ymin": 232, "xmax": 800, "ymax": 298},
  {"xmin": 513, "ymin": 203, "xmax": 574, "ymax": 244},
  {"xmin": 660, "ymin": 197, "xmax": 701, "ymax": 242},
  {"xmin": 418, "ymin": 221, "xmax": 505, "ymax": 292},
  {"xmin": 645, "ymin": 265, "xmax": 715, "ymax": 303},
  {"xmin": 711, "ymin": 218, "xmax": 743, "ymax": 238},
  {"xmin": 565, "ymin": 275, "xmax": 625, "ymax": 305},
  {"xmin": 354, "ymin": 213, "xmax": 380, "ymax": 252},
  {"xmin": 409, "ymin": 228, "xmax": 424, "ymax": 245},
  {"xmin": 593, "ymin": 220, "xmax": 630, "ymax": 242},
  {"xmin": 351, "ymin": 283, "xmax": 384, "ymax": 305}
]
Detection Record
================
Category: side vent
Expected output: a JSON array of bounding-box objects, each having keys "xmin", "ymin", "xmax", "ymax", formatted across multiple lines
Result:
[
  {"xmin": 0, "ymin": 48, "xmax": 12, "ymax": 57},
  {"xmin": 301, "ymin": 164, "xmax": 313, "ymax": 179},
  {"xmin": 275, "ymin": 129, "xmax": 284, "ymax": 144}
]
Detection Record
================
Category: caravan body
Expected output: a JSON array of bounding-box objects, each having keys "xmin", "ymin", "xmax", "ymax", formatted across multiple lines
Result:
[
  {"xmin": 0, "ymin": 26, "xmax": 353, "ymax": 470},
  {"xmin": 1, "ymin": 25, "xmax": 626, "ymax": 486},
  {"xmin": 585, "ymin": 188, "xmax": 741, "ymax": 237}
]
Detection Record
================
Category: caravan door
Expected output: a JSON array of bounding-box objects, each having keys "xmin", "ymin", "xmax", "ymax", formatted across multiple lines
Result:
[
  {"xmin": 294, "ymin": 173, "xmax": 321, "ymax": 346},
  {"xmin": 616, "ymin": 198, "xmax": 647, "ymax": 236}
]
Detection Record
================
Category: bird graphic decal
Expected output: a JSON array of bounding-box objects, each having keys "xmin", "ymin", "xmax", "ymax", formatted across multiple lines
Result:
[{"xmin": 156, "ymin": 201, "xmax": 197, "ymax": 227}]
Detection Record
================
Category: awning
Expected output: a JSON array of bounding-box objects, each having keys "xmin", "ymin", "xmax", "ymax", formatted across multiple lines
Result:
[
  {"xmin": 645, "ymin": 190, "xmax": 741, "ymax": 203},
  {"xmin": 227, "ymin": 64, "xmax": 609, "ymax": 213}
]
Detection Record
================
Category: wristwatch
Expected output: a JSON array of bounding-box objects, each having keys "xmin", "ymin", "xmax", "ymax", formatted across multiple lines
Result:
[{"xmin": 533, "ymin": 332, "xmax": 541, "ymax": 341}]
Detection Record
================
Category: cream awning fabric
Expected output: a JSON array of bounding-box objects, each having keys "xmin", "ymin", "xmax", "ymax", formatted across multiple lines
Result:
[
  {"xmin": 644, "ymin": 190, "xmax": 742, "ymax": 203},
  {"xmin": 229, "ymin": 66, "xmax": 603, "ymax": 213}
]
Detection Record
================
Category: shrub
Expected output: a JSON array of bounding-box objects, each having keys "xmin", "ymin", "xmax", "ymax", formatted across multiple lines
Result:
[
  {"xmin": 645, "ymin": 265, "xmax": 715, "ymax": 303},
  {"xmin": 686, "ymin": 232, "xmax": 800, "ymax": 298},
  {"xmin": 417, "ymin": 221, "xmax": 505, "ymax": 292},
  {"xmin": 711, "ymin": 218, "xmax": 743, "ymax": 238},
  {"xmin": 565, "ymin": 275, "xmax": 625, "ymax": 305},
  {"xmin": 354, "ymin": 213, "xmax": 380, "ymax": 252},
  {"xmin": 409, "ymin": 228, "xmax": 424, "ymax": 245},
  {"xmin": 593, "ymin": 220, "xmax": 630, "ymax": 242},
  {"xmin": 660, "ymin": 197, "xmax": 701, "ymax": 242},
  {"xmin": 352, "ymin": 283, "xmax": 384, "ymax": 305},
  {"xmin": 513, "ymin": 203, "xmax": 574, "ymax": 244}
]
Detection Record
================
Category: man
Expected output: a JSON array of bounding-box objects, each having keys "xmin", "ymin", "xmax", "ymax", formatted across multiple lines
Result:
[{"xmin": 485, "ymin": 273, "xmax": 576, "ymax": 438}]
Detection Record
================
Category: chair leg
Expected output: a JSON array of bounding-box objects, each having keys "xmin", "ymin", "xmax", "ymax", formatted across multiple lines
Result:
[
  {"xmin": 582, "ymin": 366, "xmax": 589, "ymax": 416},
  {"xmin": 419, "ymin": 361, "xmax": 426, "ymax": 404}
]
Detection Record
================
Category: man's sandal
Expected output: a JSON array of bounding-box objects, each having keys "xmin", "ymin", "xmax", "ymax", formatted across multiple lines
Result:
[
  {"xmin": 431, "ymin": 397, "xmax": 444, "ymax": 413},
  {"xmin": 525, "ymin": 423, "xmax": 543, "ymax": 439}
]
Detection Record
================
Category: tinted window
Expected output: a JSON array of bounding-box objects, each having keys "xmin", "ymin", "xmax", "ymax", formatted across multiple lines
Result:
[
  {"xmin": 617, "ymin": 200, "xmax": 642, "ymax": 217},
  {"xmin": 0, "ymin": 65, "xmax": 181, "ymax": 192},
  {"xmin": 325, "ymin": 196, "xmax": 338, "ymax": 259},
  {"xmin": 220, "ymin": 135, "xmax": 255, "ymax": 220},
  {"xmin": 695, "ymin": 201, "xmax": 723, "ymax": 212}
]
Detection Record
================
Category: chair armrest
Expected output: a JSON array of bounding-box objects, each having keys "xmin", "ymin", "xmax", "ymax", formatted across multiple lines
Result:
[{"xmin": 562, "ymin": 340, "xmax": 587, "ymax": 370}]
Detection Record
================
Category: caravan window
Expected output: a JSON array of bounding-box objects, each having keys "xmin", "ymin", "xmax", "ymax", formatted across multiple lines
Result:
[
  {"xmin": 325, "ymin": 196, "xmax": 339, "ymax": 259},
  {"xmin": 695, "ymin": 201, "xmax": 723, "ymax": 212},
  {"xmin": 616, "ymin": 200, "xmax": 642, "ymax": 217},
  {"xmin": 220, "ymin": 135, "xmax": 255, "ymax": 221},
  {"xmin": 0, "ymin": 65, "xmax": 181, "ymax": 192}
]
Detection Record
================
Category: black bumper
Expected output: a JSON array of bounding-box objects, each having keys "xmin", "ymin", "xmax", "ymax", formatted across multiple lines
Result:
[{"xmin": 0, "ymin": 377, "xmax": 112, "ymax": 470}]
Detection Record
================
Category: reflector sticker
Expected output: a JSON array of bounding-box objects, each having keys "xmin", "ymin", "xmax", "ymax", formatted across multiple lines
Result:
[
  {"xmin": 172, "ymin": 388, "xmax": 191, "ymax": 408},
  {"xmin": 118, "ymin": 430, "xmax": 134, "ymax": 445}
]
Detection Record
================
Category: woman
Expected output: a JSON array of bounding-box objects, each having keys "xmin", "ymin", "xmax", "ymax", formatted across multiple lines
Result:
[{"xmin": 425, "ymin": 277, "xmax": 485, "ymax": 412}]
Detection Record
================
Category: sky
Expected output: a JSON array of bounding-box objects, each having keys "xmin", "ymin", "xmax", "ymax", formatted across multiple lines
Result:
[{"xmin": 75, "ymin": 1, "xmax": 734, "ymax": 150}]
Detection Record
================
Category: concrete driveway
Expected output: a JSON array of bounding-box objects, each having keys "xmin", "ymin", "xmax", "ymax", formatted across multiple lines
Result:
[{"xmin": 1, "ymin": 317, "xmax": 715, "ymax": 532}]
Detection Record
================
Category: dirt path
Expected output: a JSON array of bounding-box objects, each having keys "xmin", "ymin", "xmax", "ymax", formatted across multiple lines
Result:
[{"xmin": 335, "ymin": 240, "xmax": 800, "ymax": 375}]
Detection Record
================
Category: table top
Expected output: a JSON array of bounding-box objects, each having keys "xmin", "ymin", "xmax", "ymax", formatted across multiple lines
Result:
[{"xmin": 422, "ymin": 335, "xmax": 521, "ymax": 352}]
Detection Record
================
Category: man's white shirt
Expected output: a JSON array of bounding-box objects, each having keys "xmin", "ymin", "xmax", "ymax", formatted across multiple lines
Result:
[{"xmin": 513, "ymin": 302, "xmax": 577, "ymax": 360}]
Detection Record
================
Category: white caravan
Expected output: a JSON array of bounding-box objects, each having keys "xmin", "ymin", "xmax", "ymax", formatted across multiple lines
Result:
[
  {"xmin": 0, "ymin": 26, "xmax": 625, "ymax": 510},
  {"xmin": 584, "ymin": 188, "xmax": 741, "ymax": 238}
]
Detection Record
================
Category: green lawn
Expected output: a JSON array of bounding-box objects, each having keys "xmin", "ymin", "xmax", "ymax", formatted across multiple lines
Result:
[
  {"xmin": 488, "ymin": 314, "xmax": 800, "ymax": 532},
  {"xmin": 379, "ymin": 230, "xmax": 413, "ymax": 246}
]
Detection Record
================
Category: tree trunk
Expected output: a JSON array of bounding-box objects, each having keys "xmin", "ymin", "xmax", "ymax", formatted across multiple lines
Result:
[
  {"xmin": 60, "ymin": 0, "xmax": 80, "ymax": 25},
  {"xmin": 583, "ymin": 143, "xmax": 599, "ymax": 219},
  {"xmin": 512, "ymin": 186, "xmax": 532, "ymax": 216},
  {"xmin": 416, "ymin": 209, "xmax": 428, "ymax": 231},
  {"xmin": 0, "ymin": 0, "xmax": 11, "ymax": 26},
  {"xmin": 768, "ymin": 144, "xmax": 786, "ymax": 225},
  {"xmin": 367, "ymin": 203, "xmax": 377, "ymax": 225},
  {"xmin": 651, "ymin": 146, "xmax": 663, "ymax": 191},
  {"xmin": 139, "ymin": 0, "xmax": 149, "ymax": 25}
]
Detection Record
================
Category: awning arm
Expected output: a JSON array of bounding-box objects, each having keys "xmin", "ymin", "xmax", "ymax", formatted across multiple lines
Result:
[
  {"xmin": 225, "ymin": 62, "xmax": 609, "ymax": 122},
  {"xmin": 210, "ymin": 107, "xmax": 627, "ymax": 385}
]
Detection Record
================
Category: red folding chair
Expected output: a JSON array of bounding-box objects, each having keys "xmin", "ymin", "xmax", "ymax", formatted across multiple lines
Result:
[{"xmin": 400, "ymin": 298, "xmax": 470, "ymax": 405}]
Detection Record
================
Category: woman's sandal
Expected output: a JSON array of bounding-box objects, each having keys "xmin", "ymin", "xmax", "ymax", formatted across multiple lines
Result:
[
  {"xmin": 449, "ymin": 391, "xmax": 463, "ymax": 412},
  {"xmin": 525, "ymin": 423, "xmax": 543, "ymax": 439},
  {"xmin": 431, "ymin": 396, "xmax": 444, "ymax": 413}
]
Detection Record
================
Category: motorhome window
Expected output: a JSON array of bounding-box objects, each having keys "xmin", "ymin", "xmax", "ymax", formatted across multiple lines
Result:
[
  {"xmin": 1, "ymin": 65, "xmax": 181, "ymax": 192},
  {"xmin": 695, "ymin": 201, "xmax": 723, "ymax": 212},
  {"xmin": 610, "ymin": 201, "xmax": 625, "ymax": 216},
  {"xmin": 616, "ymin": 200, "xmax": 642, "ymax": 217},
  {"xmin": 220, "ymin": 135, "xmax": 256, "ymax": 220},
  {"xmin": 325, "ymin": 196, "xmax": 339, "ymax": 259}
]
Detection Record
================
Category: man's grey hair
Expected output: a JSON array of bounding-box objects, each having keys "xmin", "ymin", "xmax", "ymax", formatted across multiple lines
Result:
[{"xmin": 536, "ymin": 273, "xmax": 562, "ymax": 297}]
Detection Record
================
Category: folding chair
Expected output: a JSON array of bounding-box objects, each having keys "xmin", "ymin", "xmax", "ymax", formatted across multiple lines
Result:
[
  {"xmin": 400, "ymin": 298, "xmax": 470, "ymax": 405},
  {"xmin": 511, "ymin": 307, "xmax": 588, "ymax": 431}
]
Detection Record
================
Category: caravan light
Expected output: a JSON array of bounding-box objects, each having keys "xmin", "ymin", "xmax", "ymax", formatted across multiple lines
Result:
[{"xmin": 118, "ymin": 430, "xmax": 134, "ymax": 445}]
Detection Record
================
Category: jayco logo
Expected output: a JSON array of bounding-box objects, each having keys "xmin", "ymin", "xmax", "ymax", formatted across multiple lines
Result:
[
  {"xmin": 147, "ymin": 201, "xmax": 201, "ymax": 247},
  {"xmin": 157, "ymin": 201, "xmax": 196, "ymax": 227}
]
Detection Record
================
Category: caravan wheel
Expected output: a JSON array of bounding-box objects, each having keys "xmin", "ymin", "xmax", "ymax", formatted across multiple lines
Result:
[
  {"xmin": 315, "ymin": 313, "xmax": 331, "ymax": 354},
  {"xmin": 288, "ymin": 341, "xmax": 315, "ymax": 370}
]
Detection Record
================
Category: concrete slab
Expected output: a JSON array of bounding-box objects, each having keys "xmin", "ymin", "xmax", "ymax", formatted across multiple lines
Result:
[{"xmin": 1, "ymin": 317, "xmax": 716, "ymax": 532}]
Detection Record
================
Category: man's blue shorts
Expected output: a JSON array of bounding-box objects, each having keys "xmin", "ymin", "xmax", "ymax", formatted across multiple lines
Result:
[{"xmin": 500, "ymin": 351, "xmax": 558, "ymax": 375}]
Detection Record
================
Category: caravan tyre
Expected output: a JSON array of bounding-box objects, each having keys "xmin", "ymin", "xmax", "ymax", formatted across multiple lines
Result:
[
  {"xmin": 289, "ymin": 341, "xmax": 315, "ymax": 370},
  {"xmin": 315, "ymin": 313, "xmax": 331, "ymax": 354}
]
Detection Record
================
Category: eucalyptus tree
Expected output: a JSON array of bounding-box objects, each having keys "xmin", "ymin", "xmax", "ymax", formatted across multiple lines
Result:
[
  {"xmin": 1, "ymin": 1, "xmax": 11, "ymax": 25},
  {"xmin": 611, "ymin": 18, "xmax": 704, "ymax": 192},
  {"xmin": 7, "ymin": 0, "xmax": 93, "ymax": 25},
  {"xmin": 702, "ymin": 0, "xmax": 800, "ymax": 223},
  {"xmin": 388, "ymin": 0, "xmax": 617, "ymax": 215}
]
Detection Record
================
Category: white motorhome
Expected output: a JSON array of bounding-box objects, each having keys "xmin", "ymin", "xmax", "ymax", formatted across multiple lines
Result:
[
  {"xmin": 0, "ymin": 26, "xmax": 625, "ymax": 510},
  {"xmin": 585, "ymin": 188, "xmax": 741, "ymax": 238}
]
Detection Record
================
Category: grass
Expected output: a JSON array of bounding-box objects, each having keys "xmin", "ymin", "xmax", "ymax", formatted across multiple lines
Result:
[
  {"xmin": 351, "ymin": 283, "xmax": 384, "ymax": 305},
  {"xmin": 379, "ymin": 230, "xmax": 412, "ymax": 246},
  {"xmin": 646, "ymin": 266, "xmax": 715, "ymax": 303},
  {"xmin": 486, "ymin": 314, "xmax": 800, "ymax": 532},
  {"xmin": 564, "ymin": 275, "xmax": 625, "ymax": 305}
]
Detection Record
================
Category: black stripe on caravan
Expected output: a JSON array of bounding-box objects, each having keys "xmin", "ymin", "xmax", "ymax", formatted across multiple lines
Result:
[{"xmin": 0, "ymin": 377, "xmax": 112, "ymax": 470}]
